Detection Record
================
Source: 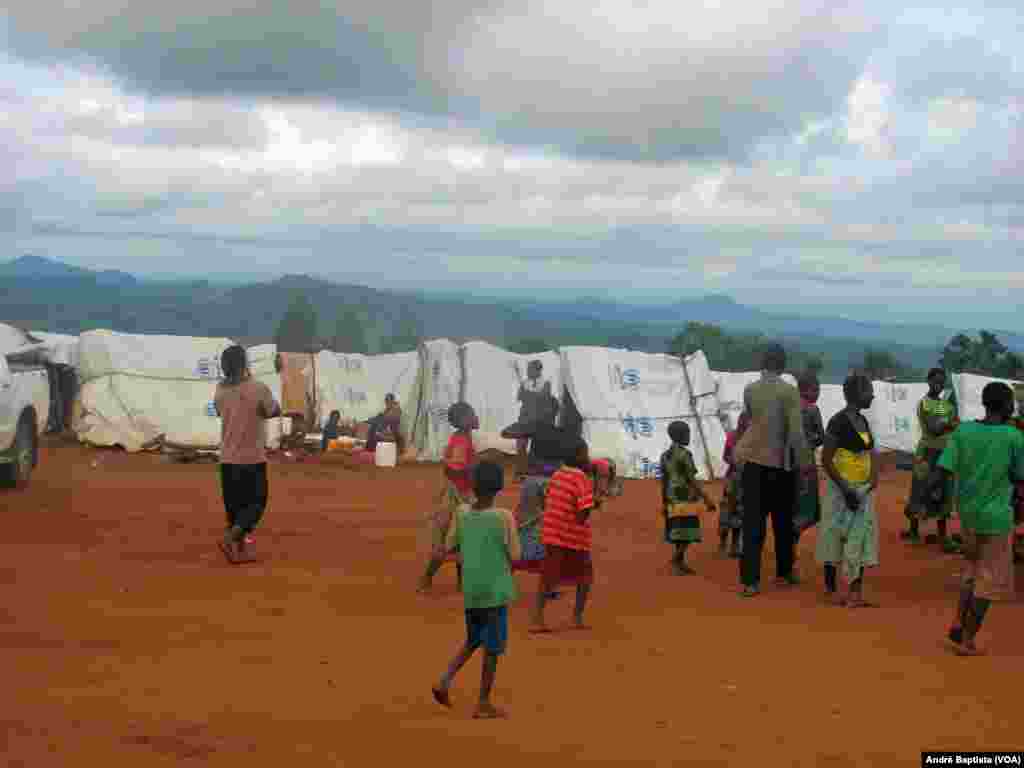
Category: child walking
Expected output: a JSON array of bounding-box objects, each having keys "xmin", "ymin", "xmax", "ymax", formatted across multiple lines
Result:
[
  {"xmin": 419, "ymin": 402, "xmax": 478, "ymax": 592},
  {"xmin": 719, "ymin": 412, "xmax": 749, "ymax": 558},
  {"xmin": 432, "ymin": 461, "xmax": 520, "ymax": 718},
  {"xmin": 816, "ymin": 374, "xmax": 880, "ymax": 607},
  {"xmin": 213, "ymin": 345, "xmax": 282, "ymax": 563},
  {"xmin": 530, "ymin": 438, "xmax": 601, "ymax": 633},
  {"xmin": 930, "ymin": 382, "xmax": 1023, "ymax": 656},
  {"xmin": 660, "ymin": 421, "xmax": 716, "ymax": 575}
]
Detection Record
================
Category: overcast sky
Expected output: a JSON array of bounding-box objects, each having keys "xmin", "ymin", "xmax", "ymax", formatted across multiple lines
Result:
[{"xmin": 1, "ymin": 3, "xmax": 1022, "ymax": 327}]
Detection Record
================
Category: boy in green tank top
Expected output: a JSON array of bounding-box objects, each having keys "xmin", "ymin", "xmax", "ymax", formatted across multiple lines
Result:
[
  {"xmin": 432, "ymin": 461, "xmax": 520, "ymax": 718},
  {"xmin": 930, "ymin": 382, "xmax": 1024, "ymax": 656}
]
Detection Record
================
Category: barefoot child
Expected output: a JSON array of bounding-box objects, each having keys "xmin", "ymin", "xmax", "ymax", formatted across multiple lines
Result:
[
  {"xmin": 816, "ymin": 374, "xmax": 880, "ymax": 607},
  {"xmin": 719, "ymin": 412, "xmax": 749, "ymax": 558},
  {"xmin": 530, "ymin": 438, "xmax": 601, "ymax": 633},
  {"xmin": 660, "ymin": 421, "xmax": 716, "ymax": 575},
  {"xmin": 930, "ymin": 382, "xmax": 1023, "ymax": 656},
  {"xmin": 432, "ymin": 461, "xmax": 520, "ymax": 718},
  {"xmin": 214, "ymin": 345, "xmax": 281, "ymax": 563},
  {"xmin": 419, "ymin": 402, "xmax": 478, "ymax": 592}
]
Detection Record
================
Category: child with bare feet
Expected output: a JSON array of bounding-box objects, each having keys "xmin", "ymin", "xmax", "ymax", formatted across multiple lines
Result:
[
  {"xmin": 660, "ymin": 421, "xmax": 716, "ymax": 575},
  {"xmin": 929, "ymin": 382, "xmax": 1023, "ymax": 656},
  {"xmin": 530, "ymin": 438, "xmax": 600, "ymax": 633},
  {"xmin": 419, "ymin": 402, "xmax": 478, "ymax": 592},
  {"xmin": 432, "ymin": 461, "xmax": 519, "ymax": 718}
]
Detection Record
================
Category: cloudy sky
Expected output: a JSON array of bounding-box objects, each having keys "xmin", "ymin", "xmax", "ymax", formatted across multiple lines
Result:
[{"xmin": 1, "ymin": 2, "xmax": 1022, "ymax": 327}]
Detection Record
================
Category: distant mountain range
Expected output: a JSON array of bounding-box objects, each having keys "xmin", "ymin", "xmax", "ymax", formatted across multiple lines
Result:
[
  {"xmin": 2, "ymin": 255, "xmax": 1020, "ymax": 381},
  {"xmin": 0, "ymin": 254, "xmax": 139, "ymax": 288}
]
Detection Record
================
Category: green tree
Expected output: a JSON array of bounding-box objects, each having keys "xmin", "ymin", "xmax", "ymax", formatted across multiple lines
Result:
[
  {"xmin": 509, "ymin": 337, "xmax": 550, "ymax": 354},
  {"xmin": 668, "ymin": 322, "xmax": 763, "ymax": 370},
  {"xmin": 381, "ymin": 306, "xmax": 422, "ymax": 354},
  {"xmin": 274, "ymin": 292, "xmax": 319, "ymax": 353},
  {"xmin": 941, "ymin": 330, "xmax": 1019, "ymax": 377},
  {"xmin": 940, "ymin": 333, "xmax": 974, "ymax": 372},
  {"xmin": 330, "ymin": 306, "xmax": 369, "ymax": 354},
  {"xmin": 862, "ymin": 348, "xmax": 904, "ymax": 380},
  {"xmin": 804, "ymin": 355, "xmax": 825, "ymax": 376}
]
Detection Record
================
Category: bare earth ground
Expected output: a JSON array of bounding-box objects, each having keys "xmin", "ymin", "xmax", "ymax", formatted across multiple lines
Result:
[{"xmin": 1, "ymin": 440, "xmax": 1021, "ymax": 767}]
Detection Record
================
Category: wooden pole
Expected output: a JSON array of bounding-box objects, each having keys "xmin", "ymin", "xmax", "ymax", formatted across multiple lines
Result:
[{"xmin": 680, "ymin": 353, "xmax": 716, "ymax": 481}]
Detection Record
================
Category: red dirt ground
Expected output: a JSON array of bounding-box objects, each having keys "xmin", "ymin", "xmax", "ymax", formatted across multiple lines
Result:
[{"xmin": 1, "ymin": 440, "xmax": 1020, "ymax": 767}]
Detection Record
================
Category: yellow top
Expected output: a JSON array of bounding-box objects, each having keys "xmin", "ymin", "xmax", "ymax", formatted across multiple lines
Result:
[{"xmin": 833, "ymin": 432, "xmax": 872, "ymax": 484}]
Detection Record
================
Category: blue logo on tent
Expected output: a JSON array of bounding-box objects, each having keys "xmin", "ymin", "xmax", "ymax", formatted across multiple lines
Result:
[
  {"xmin": 207, "ymin": 401, "xmax": 218, "ymax": 417},
  {"xmin": 621, "ymin": 369, "xmax": 640, "ymax": 389},
  {"xmin": 621, "ymin": 414, "xmax": 654, "ymax": 439}
]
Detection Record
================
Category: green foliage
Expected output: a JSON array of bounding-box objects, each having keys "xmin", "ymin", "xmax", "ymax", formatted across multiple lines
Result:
[
  {"xmin": 668, "ymin": 322, "xmax": 763, "ymax": 371},
  {"xmin": 941, "ymin": 331, "xmax": 1023, "ymax": 378},
  {"xmin": 274, "ymin": 293, "xmax": 319, "ymax": 353},
  {"xmin": 330, "ymin": 307, "xmax": 369, "ymax": 354},
  {"xmin": 508, "ymin": 338, "xmax": 551, "ymax": 354},
  {"xmin": 380, "ymin": 306, "xmax": 422, "ymax": 354},
  {"xmin": 862, "ymin": 348, "xmax": 907, "ymax": 380}
]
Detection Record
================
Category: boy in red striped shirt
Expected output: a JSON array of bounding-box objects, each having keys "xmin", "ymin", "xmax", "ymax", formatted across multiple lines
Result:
[{"xmin": 530, "ymin": 437, "xmax": 601, "ymax": 633}]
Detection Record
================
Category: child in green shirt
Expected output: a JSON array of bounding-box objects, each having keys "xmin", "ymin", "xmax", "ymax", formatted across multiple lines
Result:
[
  {"xmin": 432, "ymin": 461, "xmax": 520, "ymax": 718},
  {"xmin": 930, "ymin": 381, "xmax": 1024, "ymax": 656}
]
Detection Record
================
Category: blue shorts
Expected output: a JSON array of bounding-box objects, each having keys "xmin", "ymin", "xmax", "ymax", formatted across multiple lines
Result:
[{"xmin": 465, "ymin": 606, "xmax": 508, "ymax": 655}]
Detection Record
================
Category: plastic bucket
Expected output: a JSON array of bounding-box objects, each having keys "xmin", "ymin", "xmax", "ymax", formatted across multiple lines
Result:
[{"xmin": 375, "ymin": 441, "xmax": 397, "ymax": 468}]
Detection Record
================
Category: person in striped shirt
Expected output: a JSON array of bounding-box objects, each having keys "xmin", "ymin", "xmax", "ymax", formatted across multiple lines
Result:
[{"xmin": 529, "ymin": 437, "xmax": 601, "ymax": 633}]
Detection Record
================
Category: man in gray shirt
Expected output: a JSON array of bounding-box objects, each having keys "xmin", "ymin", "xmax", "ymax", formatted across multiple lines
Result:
[{"xmin": 734, "ymin": 344, "xmax": 809, "ymax": 597}]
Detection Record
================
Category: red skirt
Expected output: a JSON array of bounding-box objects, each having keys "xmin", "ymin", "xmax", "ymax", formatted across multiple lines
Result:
[{"xmin": 540, "ymin": 545, "xmax": 594, "ymax": 590}]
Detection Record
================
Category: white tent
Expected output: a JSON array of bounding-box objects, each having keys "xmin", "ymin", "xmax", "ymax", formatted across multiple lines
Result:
[
  {"xmin": 312, "ymin": 349, "xmax": 420, "ymax": 440},
  {"xmin": 410, "ymin": 339, "xmax": 463, "ymax": 462},
  {"xmin": 461, "ymin": 341, "xmax": 563, "ymax": 455},
  {"xmin": 0, "ymin": 323, "xmax": 34, "ymax": 355},
  {"xmin": 561, "ymin": 347, "xmax": 723, "ymax": 480},
  {"xmin": 713, "ymin": 371, "xmax": 798, "ymax": 430},
  {"xmin": 75, "ymin": 330, "xmax": 234, "ymax": 452},
  {"xmin": 245, "ymin": 344, "xmax": 293, "ymax": 448},
  {"xmin": 953, "ymin": 373, "xmax": 1023, "ymax": 423},
  {"xmin": 26, "ymin": 331, "xmax": 80, "ymax": 367},
  {"xmin": 0, "ymin": 324, "xmax": 80, "ymax": 367}
]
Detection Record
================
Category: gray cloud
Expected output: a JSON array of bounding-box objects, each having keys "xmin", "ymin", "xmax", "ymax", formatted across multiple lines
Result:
[{"xmin": 2, "ymin": 0, "xmax": 882, "ymax": 161}]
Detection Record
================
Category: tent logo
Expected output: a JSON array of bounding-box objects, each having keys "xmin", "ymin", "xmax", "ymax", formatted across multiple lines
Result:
[
  {"xmin": 621, "ymin": 414, "xmax": 654, "ymax": 439},
  {"xmin": 337, "ymin": 356, "xmax": 364, "ymax": 373},
  {"xmin": 611, "ymin": 365, "xmax": 641, "ymax": 390},
  {"xmin": 206, "ymin": 401, "xmax": 218, "ymax": 417},
  {"xmin": 893, "ymin": 416, "xmax": 911, "ymax": 433},
  {"xmin": 196, "ymin": 357, "xmax": 222, "ymax": 379},
  {"xmin": 627, "ymin": 452, "xmax": 661, "ymax": 479}
]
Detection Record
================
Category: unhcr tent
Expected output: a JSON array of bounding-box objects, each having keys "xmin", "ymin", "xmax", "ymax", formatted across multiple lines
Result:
[
  {"xmin": 560, "ymin": 347, "xmax": 723, "ymax": 480},
  {"xmin": 410, "ymin": 339, "xmax": 463, "ymax": 462},
  {"xmin": 75, "ymin": 330, "xmax": 235, "ymax": 452},
  {"xmin": 461, "ymin": 341, "xmax": 563, "ymax": 455},
  {"xmin": 953, "ymin": 373, "xmax": 1023, "ymax": 423},
  {"xmin": 312, "ymin": 348, "xmax": 420, "ymax": 441}
]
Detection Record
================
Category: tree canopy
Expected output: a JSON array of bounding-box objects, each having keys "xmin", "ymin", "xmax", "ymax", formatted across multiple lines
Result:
[{"xmin": 274, "ymin": 292, "xmax": 320, "ymax": 353}]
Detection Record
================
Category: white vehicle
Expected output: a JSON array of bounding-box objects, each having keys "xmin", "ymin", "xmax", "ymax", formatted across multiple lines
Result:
[{"xmin": 0, "ymin": 354, "xmax": 49, "ymax": 488}]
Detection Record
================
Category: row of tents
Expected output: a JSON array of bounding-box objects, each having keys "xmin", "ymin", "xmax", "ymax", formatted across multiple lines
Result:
[{"xmin": 2, "ymin": 324, "xmax": 1020, "ymax": 480}]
